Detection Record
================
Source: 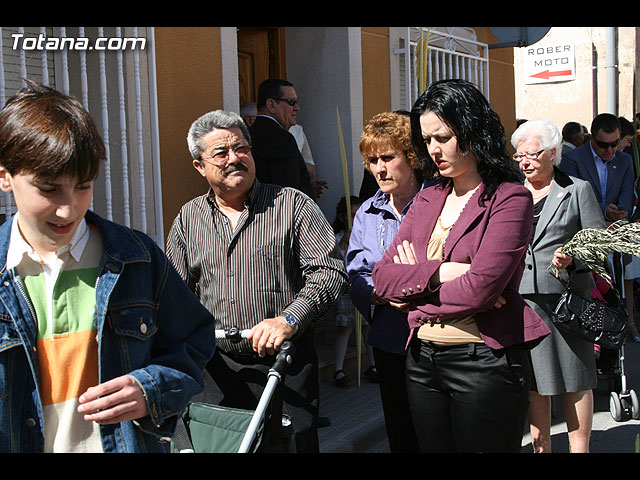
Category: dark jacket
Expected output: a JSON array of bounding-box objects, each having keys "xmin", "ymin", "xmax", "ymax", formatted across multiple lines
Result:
[
  {"xmin": 0, "ymin": 211, "xmax": 215, "ymax": 452},
  {"xmin": 559, "ymin": 142, "xmax": 634, "ymax": 220},
  {"xmin": 249, "ymin": 115, "xmax": 314, "ymax": 198}
]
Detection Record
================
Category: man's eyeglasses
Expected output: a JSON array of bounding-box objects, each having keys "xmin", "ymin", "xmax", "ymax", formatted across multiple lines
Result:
[
  {"xmin": 512, "ymin": 149, "xmax": 546, "ymax": 162},
  {"xmin": 593, "ymin": 138, "xmax": 620, "ymax": 150},
  {"xmin": 273, "ymin": 97, "xmax": 298, "ymax": 107},
  {"xmin": 202, "ymin": 144, "xmax": 251, "ymax": 164}
]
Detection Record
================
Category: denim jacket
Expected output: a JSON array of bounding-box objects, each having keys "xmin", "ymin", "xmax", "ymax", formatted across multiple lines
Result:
[{"xmin": 0, "ymin": 211, "xmax": 216, "ymax": 452}]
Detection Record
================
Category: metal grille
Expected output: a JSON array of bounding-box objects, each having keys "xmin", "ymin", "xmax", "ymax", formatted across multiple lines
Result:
[
  {"xmin": 396, "ymin": 27, "xmax": 490, "ymax": 112},
  {"xmin": 0, "ymin": 26, "xmax": 164, "ymax": 247}
]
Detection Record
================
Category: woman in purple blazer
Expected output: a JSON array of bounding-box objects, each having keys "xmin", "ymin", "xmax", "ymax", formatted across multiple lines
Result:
[{"xmin": 372, "ymin": 80, "xmax": 550, "ymax": 453}]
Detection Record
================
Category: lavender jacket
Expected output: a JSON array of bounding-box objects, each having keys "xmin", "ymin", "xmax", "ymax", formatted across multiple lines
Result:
[
  {"xmin": 346, "ymin": 182, "xmax": 433, "ymax": 355},
  {"xmin": 372, "ymin": 180, "xmax": 550, "ymax": 351}
]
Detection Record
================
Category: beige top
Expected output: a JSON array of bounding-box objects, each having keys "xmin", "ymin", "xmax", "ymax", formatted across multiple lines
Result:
[{"xmin": 417, "ymin": 216, "xmax": 484, "ymax": 345}]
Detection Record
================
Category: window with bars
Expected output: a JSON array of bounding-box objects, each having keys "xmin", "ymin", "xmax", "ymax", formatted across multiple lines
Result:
[
  {"xmin": 391, "ymin": 27, "xmax": 490, "ymax": 112},
  {"xmin": 0, "ymin": 26, "xmax": 163, "ymax": 246}
]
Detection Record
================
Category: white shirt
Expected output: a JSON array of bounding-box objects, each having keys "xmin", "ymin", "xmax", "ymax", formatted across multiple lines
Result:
[{"xmin": 7, "ymin": 215, "xmax": 91, "ymax": 337}]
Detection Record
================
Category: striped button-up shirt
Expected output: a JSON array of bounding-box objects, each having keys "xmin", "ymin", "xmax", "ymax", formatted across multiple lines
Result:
[{"xmin": 166, "ymin": 179, "xmax": 348, "ymax": 353}]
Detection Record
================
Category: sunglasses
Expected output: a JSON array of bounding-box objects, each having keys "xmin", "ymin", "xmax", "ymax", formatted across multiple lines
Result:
[
  {"xmin": 273, "ymin": 97, "xmax": 298, "ymax": 107},
  {"xmin": 593, "ymin": 138, "xmax": 619, "ymax": 149}
]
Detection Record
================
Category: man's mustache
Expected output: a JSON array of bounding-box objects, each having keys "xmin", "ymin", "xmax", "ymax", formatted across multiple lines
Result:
[{"xmin": 221, "ymin": 162, "xmax": 249, "ymax": 176}]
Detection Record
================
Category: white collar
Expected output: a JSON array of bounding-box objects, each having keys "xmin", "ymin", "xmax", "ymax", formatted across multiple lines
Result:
[{"xmin": 6, "ymin": 214, "xmax": 90, "ymax": 269}]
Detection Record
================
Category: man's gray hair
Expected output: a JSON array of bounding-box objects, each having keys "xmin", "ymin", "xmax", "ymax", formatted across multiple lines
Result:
[{"xmin": 187, "ymin": 110, "xmax": 251, "ymax": 160}]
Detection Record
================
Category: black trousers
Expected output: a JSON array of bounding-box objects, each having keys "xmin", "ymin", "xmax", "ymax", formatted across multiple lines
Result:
[
  {"xmin": 405, "ymin": 339, "xmax": 531, "ymax": 453},
  {"xmin": 204, "ymin": 330, "xmax": 319, "ymax": 453},
  {"xmin": 373, "ymin": 347, "xmax": 420, "ymax": 452}
]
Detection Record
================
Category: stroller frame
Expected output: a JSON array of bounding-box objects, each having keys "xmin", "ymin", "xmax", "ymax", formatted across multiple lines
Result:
[
  {"xmin": 174, "ymin": 327, "xmax": 296, "ymax": 453},
  {"xmin": 606, "ymin": 342, "xmax": 640, "ymax": 421},
  {"xmin": 599, "ymin": 254, "xmax": 640, "ymax": 421}
]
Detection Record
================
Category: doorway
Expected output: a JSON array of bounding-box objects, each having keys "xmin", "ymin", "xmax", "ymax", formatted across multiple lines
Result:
[{"xmin": 237, "ymin": 27, "xmax": 287, "ymax": 104}]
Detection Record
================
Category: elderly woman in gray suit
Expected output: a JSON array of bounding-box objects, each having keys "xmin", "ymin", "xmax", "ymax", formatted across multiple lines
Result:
[{"xmin": 512, "ymin": 119, "xmax": 606, "ymax": 453}]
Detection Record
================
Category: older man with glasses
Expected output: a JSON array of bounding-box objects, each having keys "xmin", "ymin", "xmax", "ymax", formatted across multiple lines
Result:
[
  {"xmin": 248, "ymin": 78, "xmax": 315, "ymax": 198},
  {"xmin": 560, "ymin": 113, "xmax": 634, "ymax": 223},
  {"xmin": 167, "ymin": 109, "xmax": 348, "ymax": 452}
]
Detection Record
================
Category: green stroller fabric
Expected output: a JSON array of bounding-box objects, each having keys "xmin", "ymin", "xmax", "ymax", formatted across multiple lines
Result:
[{"xmin": 171, "ymin": 402, "xmax": 295, "ymax": 453}]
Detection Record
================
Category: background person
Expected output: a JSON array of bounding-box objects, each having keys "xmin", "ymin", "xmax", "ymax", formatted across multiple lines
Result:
[
  {"xmin": 372, "ymin": 80, "xmax": 550, "ymax": 453},
  {"xmin": 560, "ymin": 114, "xmax": 636, "ymax": 368},
  {"xmin": 560, "ymin": 113, "xmax": 634, "ymax": 223},
  {"xmin": 240, "ymin": 101, "xmax": 257, "ymax": 127},
  {"xmin": 331, "ymin": 195, "xmax": 376, "ymax": 386},
  {"xmin": 561, "ymin": 121, "xmax": 586, "ymax": 153},
  {"xmin": 290, "ymin": 122, "xmax": 329, "ymax": 197},
  {"xmin": 249, "ymin": 78, "xmax": 314, "ymax": 198},
  {"xmin": 617, "ymin": 117, "xmax": 640, "ymax": 342},
  {"xmin": 511, "ymin": 118, "xmax": 606, "ymax": 453},
  {"xmin": 346, "ymin": 111, "xmax": 431, "ymax": 452}
]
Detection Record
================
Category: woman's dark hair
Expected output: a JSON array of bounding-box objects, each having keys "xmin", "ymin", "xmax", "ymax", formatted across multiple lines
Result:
[
  {"xmin": 410, "ymin": 79, "xmax": 522, "ymax": 205},
  {"xmin": 0, "ymin": 79, "xmax": 104, "ymax": 182},
  {"xmin": 332, "ymin": 195, "xmax": 362, "ymax": 233}
]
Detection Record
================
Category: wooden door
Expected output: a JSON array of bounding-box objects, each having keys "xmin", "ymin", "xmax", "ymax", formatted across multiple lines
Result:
[{"xmin": 237, "ymin": 28, "xmax": 286, "ymax": 105}]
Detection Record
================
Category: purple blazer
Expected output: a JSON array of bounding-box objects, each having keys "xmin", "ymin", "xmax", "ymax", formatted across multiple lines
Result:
[{"xmin": 372, "ymin": 180, "xmax": 550, "ymax": 350}]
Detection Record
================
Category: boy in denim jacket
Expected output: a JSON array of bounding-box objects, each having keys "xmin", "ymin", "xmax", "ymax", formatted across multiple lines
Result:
[{"xmin": 0, "ymin": 81, "xmax": 215, "ymax": 452}]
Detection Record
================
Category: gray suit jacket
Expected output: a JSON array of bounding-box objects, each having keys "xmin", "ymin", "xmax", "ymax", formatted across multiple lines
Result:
[{"xmin": 519, "ymin": 168, "xmax": 607, "ymax": 297}]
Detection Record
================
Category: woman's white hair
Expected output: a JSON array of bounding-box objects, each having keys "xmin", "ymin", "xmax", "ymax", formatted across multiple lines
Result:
[{"xmin": 510, "ymin": 118, "xmax": 562, "ymax": 165}]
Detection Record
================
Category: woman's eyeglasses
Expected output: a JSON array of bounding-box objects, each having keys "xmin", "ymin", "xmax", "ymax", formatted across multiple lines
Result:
[{"xmin": 512, "ymin": 149, "xmax": 546, "ymax": 162}]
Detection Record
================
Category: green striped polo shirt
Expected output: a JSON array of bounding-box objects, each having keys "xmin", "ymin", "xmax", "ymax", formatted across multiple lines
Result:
[{"xmin": 7, "ymin": 215, "xmax": 104, "ymax": 452}]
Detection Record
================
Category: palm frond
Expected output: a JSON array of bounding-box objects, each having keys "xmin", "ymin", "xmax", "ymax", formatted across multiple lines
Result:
[{"xmin": 549, "ymin": 220, "xmax": 640, "ymax": 286}]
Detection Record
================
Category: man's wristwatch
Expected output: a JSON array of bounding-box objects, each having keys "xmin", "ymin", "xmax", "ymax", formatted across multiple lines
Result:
[{"xmin": 282, "ymin": 313, "xmax": 300, "ymax": 335}]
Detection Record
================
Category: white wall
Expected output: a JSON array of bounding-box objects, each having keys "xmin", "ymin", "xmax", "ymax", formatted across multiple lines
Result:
[
  {"xmin": 514, "ymin": 27, "xmax": 639, "ymax": 133},
  {"xmin": 284, "ymin": 27, "xmax": 364, "ymax": 220}
]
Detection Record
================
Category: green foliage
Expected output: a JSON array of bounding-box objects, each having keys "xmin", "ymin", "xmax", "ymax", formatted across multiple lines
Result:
[{"xmin": 551, "ymin": 220, "xmax": 640, "ymax": 286}]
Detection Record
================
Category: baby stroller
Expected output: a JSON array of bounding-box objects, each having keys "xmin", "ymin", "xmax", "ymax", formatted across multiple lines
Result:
[
  {"xmin": 594, "ymin": 256, "xmax": 640, "ymax": 422},
  {"xmin": 172, "ymin": 328, "xmax": 296, "ymax": 453}
]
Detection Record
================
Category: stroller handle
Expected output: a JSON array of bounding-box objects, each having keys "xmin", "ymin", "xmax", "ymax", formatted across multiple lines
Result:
[
  {"xmin": 215, "ymin": 327, "xmax": 251, "ymax": 342},
  {"xmin": 215, "ymin": 327, "xmax": 295, "ymax": 372}
]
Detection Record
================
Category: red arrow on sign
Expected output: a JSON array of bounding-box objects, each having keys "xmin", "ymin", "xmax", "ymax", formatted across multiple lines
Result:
[{"xmin": 530, "ymin": 69, "xmax": 573, "ymax": 80}]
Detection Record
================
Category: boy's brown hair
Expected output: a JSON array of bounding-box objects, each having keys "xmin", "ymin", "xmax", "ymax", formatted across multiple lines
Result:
[{"xmin": 0, "ymin": 80, "xmax": 104, "ymax": 182}]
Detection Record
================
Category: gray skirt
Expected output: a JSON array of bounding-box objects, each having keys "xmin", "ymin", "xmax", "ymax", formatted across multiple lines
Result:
[{"xmin": 523, "ymin": 294, "xmax": 597, "ymax": 396}]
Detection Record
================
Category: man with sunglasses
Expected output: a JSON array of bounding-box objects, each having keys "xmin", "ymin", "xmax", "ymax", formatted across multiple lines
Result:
[
  {"xmin": 560, "ymin": 113, "xmax": 634, "ymax": 223},
  {"xmin": 249, "ymin": 78, "xmax": 315, "ymax": 198}
]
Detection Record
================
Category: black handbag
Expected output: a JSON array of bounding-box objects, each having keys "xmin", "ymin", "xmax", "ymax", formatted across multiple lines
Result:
[{"xmin": 552, "ymin": 275, "xmax": 627, "ymax": 350}]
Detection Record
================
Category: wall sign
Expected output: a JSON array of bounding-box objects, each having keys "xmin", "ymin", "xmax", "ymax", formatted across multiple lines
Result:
[{"xmin": 525, "ymin": 43, "xmax": 576, "ymax": 84}]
